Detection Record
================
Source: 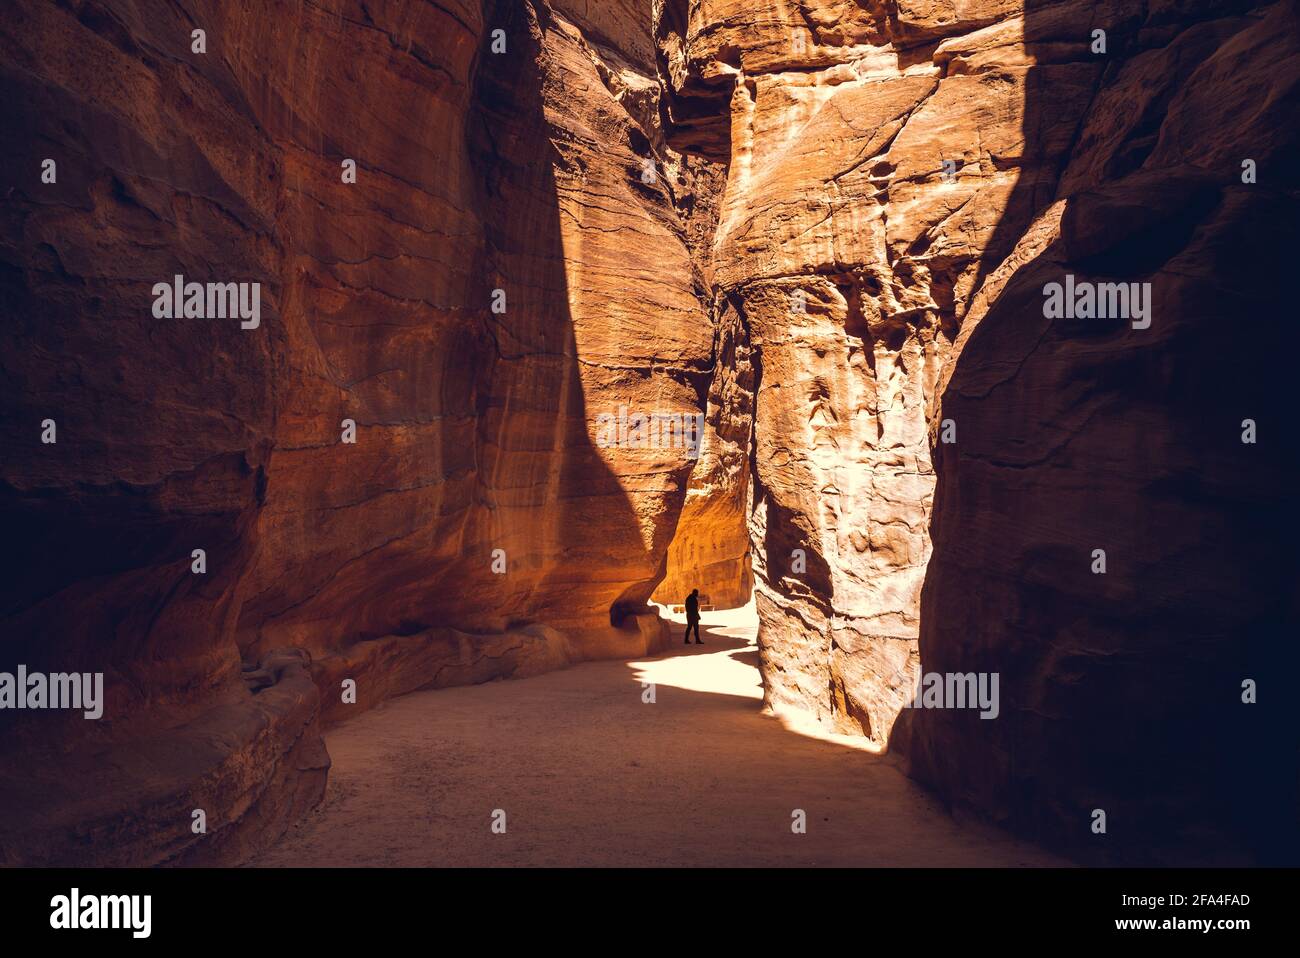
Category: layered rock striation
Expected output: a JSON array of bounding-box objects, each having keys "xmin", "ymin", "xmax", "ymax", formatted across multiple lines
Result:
[
  {"xmin": 657, "ymin": 0, "xmax": 1299, "ymax": 861},
  {"xmin": 3, "ymin": 0, "xmax": 1294, "ymax": 868},
  {"xmin": 0, "ymin": 0, "xmax": 729, "ymax": 864}
]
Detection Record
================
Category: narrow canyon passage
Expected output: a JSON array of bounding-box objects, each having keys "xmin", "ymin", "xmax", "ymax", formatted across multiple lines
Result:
[
  {"xmin": 251, "ymin": 607, "xmax": 1063, "ymax": 867},
  {"xmin": 1, "ymin": 0, "xmax": 1294, "ymax": 877}
]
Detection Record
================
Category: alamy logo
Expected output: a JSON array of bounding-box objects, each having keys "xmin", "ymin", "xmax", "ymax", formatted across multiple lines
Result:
[
  {"xmin": 595, "ymin": 407, "xmax": 705, "ymax": 460},
  {"xmin": 0, "ymin": 666, "xmax": 103, "ymax": 719},
  {"xmin": 1042, "ymin": 274, "xmax": 1151, "ymax": 329},
  {"xmin": 903, "ymin": 671, "xmax": 1000, "ymax": 719},
  {"xmin": 152, "ymin": 274, "xmax": 261, "ymax": 329},
  {"xmin": 50, "ymin": 888, "xmax": 151, "ymax": 938}
]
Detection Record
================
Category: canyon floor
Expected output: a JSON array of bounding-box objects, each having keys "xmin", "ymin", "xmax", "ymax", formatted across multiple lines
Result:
[{"xmin": 250, "ymin": 605, "xmax": 1066, "ymax": 867}]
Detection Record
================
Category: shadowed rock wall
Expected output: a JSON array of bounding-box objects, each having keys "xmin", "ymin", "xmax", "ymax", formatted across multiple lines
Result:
[
  {"xmin": 657, "ymin": 0, "xmax": 1299, "ymax": 861},
  {"xmin": 0, "ymin": 0, "xmax": 725, "ymax": 865}
]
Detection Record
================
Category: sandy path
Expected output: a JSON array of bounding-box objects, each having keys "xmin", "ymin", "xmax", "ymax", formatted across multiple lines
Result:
[{"xmin": 252, "ymin": 605, "xmax": 1066, "ymax": 867}]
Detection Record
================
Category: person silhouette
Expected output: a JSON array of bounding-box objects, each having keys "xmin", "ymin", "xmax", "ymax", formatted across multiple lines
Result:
[{"xmin": 684, "ymin": 589, "xmax": 702, "ymax": 645}]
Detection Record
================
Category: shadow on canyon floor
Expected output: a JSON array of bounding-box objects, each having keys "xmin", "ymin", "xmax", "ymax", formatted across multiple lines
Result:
[{"xmin": 250, "ymin": 606, "xmax": 1066, "ymax": 867}]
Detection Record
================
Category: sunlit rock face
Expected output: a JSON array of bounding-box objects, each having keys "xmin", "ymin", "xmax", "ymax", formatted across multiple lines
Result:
[
  {"xmin": 656, "ymin": 0, "xmax": 1087, "ymax": 741},
  {"xmin": 658, "ymin": 0, "xmax": 1299, "ymax": 860},
  {"xmin": 233, "ymin": 0, "xmax": 718, "ymax": 675},
  {"xmin": 651, "ymin": 295, "xmax": 756, "ymax": 610},
  {"xmin": 0, "ymin": 0, "xmax": 723, "ymax": 864}
]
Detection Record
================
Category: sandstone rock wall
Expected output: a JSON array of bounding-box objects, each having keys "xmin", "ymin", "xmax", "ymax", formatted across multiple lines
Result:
[
  {"xmin": 0, "ymin": 0, "xmax": 724, "ymax": 864},
  {"xmin": 899, "ymin": 0, "xmax": 1300, "ymax": 863},
  {"xmin": 658, "ymin": 0, "xmax": 1065, "ymax": 741},
  {"xmin": 651, "ymin": 293, "xmax": 755, "ymax": 610},
  {"xmin": 4, "ymin": 0, "xmax": 1293, "ymax": 869},
  {"xmin": 658, "ymin": 0, "xmax": 1299, "ymax": 860}
]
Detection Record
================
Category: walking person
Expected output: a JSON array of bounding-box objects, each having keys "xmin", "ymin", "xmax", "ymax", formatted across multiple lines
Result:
[{"xmin": 684, "ymin": 588, "xmax": 703, "ymax": 645}]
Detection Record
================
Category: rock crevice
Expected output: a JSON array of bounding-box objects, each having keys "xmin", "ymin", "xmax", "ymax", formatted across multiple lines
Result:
[{"xmin": 655, "ymin": 0, "xmax": 1299, "ymax": 861}]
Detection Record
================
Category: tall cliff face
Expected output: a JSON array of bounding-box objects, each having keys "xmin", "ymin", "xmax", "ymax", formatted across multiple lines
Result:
[
  {"xmin": 3, "ymin": 0, "xmax": 1294, "ymax": 869},
  {"xmin": 658, "ymin": 0, "xmax": 1299, "ymax": 860},
  {"xmin": 659, "ymin": 0, "xmax": 1050, "ymax": 740},
  {"xmin": 905, "ymin": 0, "xmax": 1300, "ymax": 863},
  {"xmin": 230, "ymin": 0, "xmax": 720, "ymax": 694},
  {"xmin": 0, "ymin": 0, "xmax": 729, "ymax": 864}
]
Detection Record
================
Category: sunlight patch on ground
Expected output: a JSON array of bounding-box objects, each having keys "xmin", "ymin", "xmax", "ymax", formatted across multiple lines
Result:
[
  {"xmin": 632, "ymin": 601, "xmax": 762, "ymax": 698},
  {"xmin": 644, "ymin": 599, "xmax": 884, "ymax": 754}
]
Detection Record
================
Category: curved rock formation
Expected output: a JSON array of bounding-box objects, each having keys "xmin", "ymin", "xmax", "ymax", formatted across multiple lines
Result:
[
  {"xmin": 657, "ymin": 0, "xmax": 1299, "ymax": 861},
  {"xmin": 2, "ymin": 0, "xmax": 1294, "ymax": 868},
  {"xmin": 0, "ymin": 0, "xmax": 725, "ymax": 864},
  {"xmin": 900, "ymin": 0, "xmax": 1300, "ymax": 864}
]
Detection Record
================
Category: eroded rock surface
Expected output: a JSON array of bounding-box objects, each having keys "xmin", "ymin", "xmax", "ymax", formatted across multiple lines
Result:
[
  {"xmin": 3, "ymin": 0, "xmax": 1294, "ymax": 868},
  {"xmin": 658, "ymin": 0, "xmax": 1299, "ymax": 860},
  {"xmin": 0, "ymin": 0, "xmax": 725, "ymax": 864},
  {"xmin": 658, "ymin": 0, "xmax": 1082, "ymax": 741}
]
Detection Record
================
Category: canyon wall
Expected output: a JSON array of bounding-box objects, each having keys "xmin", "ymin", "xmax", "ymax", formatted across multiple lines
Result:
[
  {"xmin": 901, "ymin": 0, "xmax": 1300, "ymax": 863},
  {"xmin": 658, "ymin": 0, "xmax": 1298, "ymax": 861},
  {"xmin": 659, "ymin": 0, "xmax": 1041, "ymax": 741},
  {"xmin": 2, "ymin": 0, "xmax": 1293, "ymax": 868},
  {"xmin": 650, "ymin": 295, "xmax": 756, "ymax": 610},
  {"xmin": 0, "ymin": 0, "xmax": 728, "ymax": 864}
]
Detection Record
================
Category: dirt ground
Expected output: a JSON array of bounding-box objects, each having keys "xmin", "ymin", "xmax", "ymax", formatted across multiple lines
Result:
[{"xmin": 251, "ymin": 604, "xmax": 1066, "ymax": 867}]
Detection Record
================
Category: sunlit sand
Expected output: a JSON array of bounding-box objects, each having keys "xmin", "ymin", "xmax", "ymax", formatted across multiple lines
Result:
[{"xmin": 252, "ymin": 603, "xmax": 1066, "ymax": 867}]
